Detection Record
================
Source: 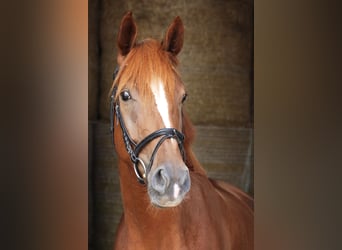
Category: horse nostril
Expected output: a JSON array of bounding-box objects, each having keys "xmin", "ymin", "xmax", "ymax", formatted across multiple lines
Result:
[
  {"xmin": 179, "ymin": 169, "xmax": 189, "ymax": 185},
  {"xmin": 151, "ymin": 167, "xmax": 170, "ymax": 194},
  {"xmin": 179, "ymin": 169, "xmax": 190, "ymax": 192}
]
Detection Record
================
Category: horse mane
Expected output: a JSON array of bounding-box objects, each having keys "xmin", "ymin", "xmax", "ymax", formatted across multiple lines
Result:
[
  {"xmin": 182, "ymin": 110, "xmax": 207, "ymax": 175},
  {"xmin": 111, "ymin": 39, "xmax": 180, "ymax": 102}
]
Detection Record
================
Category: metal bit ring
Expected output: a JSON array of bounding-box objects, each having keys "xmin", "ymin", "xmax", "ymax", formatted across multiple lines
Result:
[{"xmin": 133, "ymin": 158, "xmax": 147, "ymax": 184}]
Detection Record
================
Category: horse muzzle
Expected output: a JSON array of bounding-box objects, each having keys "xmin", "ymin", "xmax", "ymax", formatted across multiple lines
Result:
[{"xmin": 147, "ymin": 163, "xmax": 190, "ymax": 208}]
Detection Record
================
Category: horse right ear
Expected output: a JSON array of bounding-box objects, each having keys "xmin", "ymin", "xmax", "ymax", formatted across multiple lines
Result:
[
  {"xmin": 162, "ymin": 16, "xmax": 184, "ymax": 56},
  {"xmin": 117, "ymin": 12, "xmax": 137, "ymax": 59}
]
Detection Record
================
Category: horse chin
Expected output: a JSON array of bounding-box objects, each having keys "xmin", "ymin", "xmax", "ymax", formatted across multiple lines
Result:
[{"xmin": 148, "ymin": 187, "xmax": 187, "ymax": 208}]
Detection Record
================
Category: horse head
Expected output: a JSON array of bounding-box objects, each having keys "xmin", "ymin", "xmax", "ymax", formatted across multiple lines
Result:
[{"xmin": 111, "ymin": 12, "xmax": 190, "ymax": 208}]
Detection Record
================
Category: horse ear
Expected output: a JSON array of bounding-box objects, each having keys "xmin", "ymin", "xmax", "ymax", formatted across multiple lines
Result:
[
  {"xmin": 162, "ymin": 16, "xmax": 184, "ymax": 56},
  {"xmin": 117, "ymin": 11, "xmax": 137, "ymax": 57}
]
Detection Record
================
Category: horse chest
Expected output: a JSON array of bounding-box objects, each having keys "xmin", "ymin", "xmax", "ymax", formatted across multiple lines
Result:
[{"xmin": 115, "ymin": 216, "xmax": 229, "ymax": 250}]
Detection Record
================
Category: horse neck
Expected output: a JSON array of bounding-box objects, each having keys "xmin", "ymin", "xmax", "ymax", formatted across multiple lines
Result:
[{"xmin": 117, "ymin": 159, "xmax": 150, "ymax": 215}]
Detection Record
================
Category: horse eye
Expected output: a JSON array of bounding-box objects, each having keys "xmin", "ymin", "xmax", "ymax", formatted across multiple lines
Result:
[
  {"xmin": 120, "ymin": 90, "xmax": 131, "ymax": 101},
  {"xmin": 181, "ymin": 93, "xmax": 188, "ymax": 103}
]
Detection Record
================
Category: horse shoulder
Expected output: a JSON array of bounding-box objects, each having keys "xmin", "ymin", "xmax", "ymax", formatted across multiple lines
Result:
[
  {"xmin": 210, "ymin": 178, "xmax": 254, "ymax": 211},
  {"xmin": 209, "ymin": 178, "xmax": 254, "ymax": 250},
  {"xmin": 184, "ymin": 174, "xmax": 234, "ymax": 249}
]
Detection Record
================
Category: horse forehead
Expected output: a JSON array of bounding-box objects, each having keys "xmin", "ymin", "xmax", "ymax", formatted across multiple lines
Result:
[{"xmin": 150, "ymin": 77, "xmax": 172, "ymax": 128}]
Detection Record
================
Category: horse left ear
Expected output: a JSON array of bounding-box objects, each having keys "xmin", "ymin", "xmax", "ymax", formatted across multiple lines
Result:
[
  {"xmin": 117, "ymin": 11, "xmax": 137, "ymax": 57},
  {"xmin": 162, "ymin": 16, "xmax": 184, "ymax": 56}
]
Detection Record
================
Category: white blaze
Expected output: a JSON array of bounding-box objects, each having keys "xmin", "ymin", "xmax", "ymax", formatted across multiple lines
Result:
[
  {"xmin": 151, "ymin": 78, "xmax": 171, "ymax": 128},
  {"xmin": 173, "ymin": 183, "xmax": 180, "ymax": 199}
]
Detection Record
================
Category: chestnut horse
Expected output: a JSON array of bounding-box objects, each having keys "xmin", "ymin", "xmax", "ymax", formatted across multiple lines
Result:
[{"xmin": 110, "ymin": 12, "xmax": 253, "ymax": 250}]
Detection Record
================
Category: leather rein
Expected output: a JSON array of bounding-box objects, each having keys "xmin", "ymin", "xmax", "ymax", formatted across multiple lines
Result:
[{"xmin": 110, "ymin": 67, "xmax": 186, "ymax": 184}]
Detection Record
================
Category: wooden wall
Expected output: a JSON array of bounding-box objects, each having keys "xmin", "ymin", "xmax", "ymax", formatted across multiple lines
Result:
[{"xmin": 89, "ymin": 1, "xmax": 253, "ymax": 249}]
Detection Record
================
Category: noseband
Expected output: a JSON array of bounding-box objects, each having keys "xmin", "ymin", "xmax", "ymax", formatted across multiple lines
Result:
[{"xmin": 110, "ymin": 67, "xmax": 186, "ymax": 184}]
